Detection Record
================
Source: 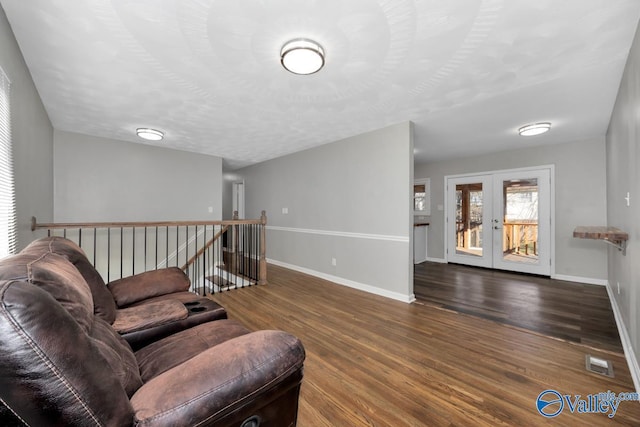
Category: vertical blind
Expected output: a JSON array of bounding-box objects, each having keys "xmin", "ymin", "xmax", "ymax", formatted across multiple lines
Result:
[{"xmin": 0, "ymin": 67, "xmax": 16, "ymax": 258}]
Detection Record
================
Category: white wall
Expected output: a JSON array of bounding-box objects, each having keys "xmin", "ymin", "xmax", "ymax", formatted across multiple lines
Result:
[
  {"xmin": 54, "ymin": 130, "xmax": 223, "ymax": 222},
  {"xmin": 415, "ymin": 138, "xmax": 608, "ymax": 282},
  {"xmin": 606, "ymin": 20, "xmax": 640, "ymax": 390},
  {"xmin": 0, "ymin": 7, "xmax": 53, "ymax": 250},
  {"xmin": 237, "ymin": 122, "xmax": 414, "ymax": 302}
]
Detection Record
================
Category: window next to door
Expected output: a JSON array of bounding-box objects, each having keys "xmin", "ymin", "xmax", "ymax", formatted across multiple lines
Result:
[{"xmin": 414, "ymin": 178, "xmax": 431, "ymax": 216}]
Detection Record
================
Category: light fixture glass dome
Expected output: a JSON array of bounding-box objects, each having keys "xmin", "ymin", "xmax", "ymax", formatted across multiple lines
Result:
[
  {"xmin": 136, "ymin": 128, "xmax": 164, "ymax": 141},
  {"xmin": 518, "ymin": 122, "xmax": 551, "ymax": 136},
  {"xmin": 280, "ymin": 39, "xmax": 325, "ymax": 75}
]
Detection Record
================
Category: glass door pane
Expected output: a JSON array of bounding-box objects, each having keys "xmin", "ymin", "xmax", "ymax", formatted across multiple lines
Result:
[
  {"xmin": 501, "ymin": 178, "xmax": 539, "ymax": 264},
  {"xmin": 455, "ymin": 183, "xmax": 484, "ymax": 258}
]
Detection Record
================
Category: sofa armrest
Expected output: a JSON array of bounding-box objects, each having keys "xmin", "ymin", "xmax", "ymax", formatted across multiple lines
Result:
[
  {"xmin": 130, "ymin": 330, "xmax": 305, "ymax": 426},
  {"xmin": 107, "ymin": 267, "xmax": 190, "ymax": 307},
  {"xmin": 112, "ymin": 300, "xmax": 189, "ymax": 334}
]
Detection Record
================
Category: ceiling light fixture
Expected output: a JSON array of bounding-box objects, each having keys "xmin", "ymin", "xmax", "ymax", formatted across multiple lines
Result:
[
  {"xmin": 280, "ymin": 39, "xmax": 325, "ymax": 75},
  {"xmin": 136, "ymin": 128, "xmax": 164, "ymax": 141},
  {"xmin": 518, "ymin": 122, "xmax": 551, "ymax": 136}
]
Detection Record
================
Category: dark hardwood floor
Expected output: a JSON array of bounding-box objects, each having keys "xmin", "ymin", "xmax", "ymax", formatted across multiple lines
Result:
[
  {"xmin": 414, "ymin": 262, "xmax": 623, "ymax": 354},
  {"xmin": 211, "ymin": 264, "xmax": 640, "ymax": 426}
]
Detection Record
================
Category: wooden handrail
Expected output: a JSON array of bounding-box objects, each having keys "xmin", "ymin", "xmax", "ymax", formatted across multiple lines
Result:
[
  {"xmin": 31, "ymin": 216, "xmax": 262, "ymax": 231},
  {"xmin": 31, "ymin": 210, "xmax": 269, "ymax": 287}
]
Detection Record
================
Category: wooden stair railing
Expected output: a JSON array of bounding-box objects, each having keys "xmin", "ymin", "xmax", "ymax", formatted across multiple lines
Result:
[{"xmin": 30, "ymin": 211, "xmax": 268, "ymax": 293}]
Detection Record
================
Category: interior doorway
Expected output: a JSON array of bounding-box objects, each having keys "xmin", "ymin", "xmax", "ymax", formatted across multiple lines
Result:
[
  {"xmin": 232, "ymin": 181, "xmax": 245, "ymax": 219},
  {"xmin": 445, "ymin": 166, "xmax": 553, "ymax": 276}
]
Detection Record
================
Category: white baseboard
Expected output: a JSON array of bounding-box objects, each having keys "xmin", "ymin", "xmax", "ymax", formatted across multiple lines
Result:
[
  {"xmin": 425, "ymin": 257, "xmax": 447, "ymax": 264},
  {"xmin": 267, "ymin": 258, "xmax": 416, "ymax": 304},
  {"xmin": 551, "ymin": 274, "xmax": 608, "ymax": 286},
  {"xmin": 605, "ymin": 283, "xmax": 640, "ymax": 395}
]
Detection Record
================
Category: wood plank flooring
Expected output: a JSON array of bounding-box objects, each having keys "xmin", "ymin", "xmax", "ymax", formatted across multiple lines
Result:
[
  {"xmin": 414, "ymin": 262, "xmax": 623, "ymax": 354},
  {"xmin": 211, "ymin": 264, "xmax": 640, "ymax": 426}
]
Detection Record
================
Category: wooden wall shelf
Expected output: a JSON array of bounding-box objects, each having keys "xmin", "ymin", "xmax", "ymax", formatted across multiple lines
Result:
[{"xmin": 573, "ymin": 226, "xmax": 628, "ymax": 255}]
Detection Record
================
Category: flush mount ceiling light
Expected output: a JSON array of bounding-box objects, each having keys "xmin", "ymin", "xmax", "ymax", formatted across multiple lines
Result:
[
  {"xmin": 280, "ymin": 39, "xmax": 325, "ymax": 75},
  {"xmin": 136, "ymin": 128, "xmax": 164, "ymax": 141},
  {"xmin": 518, "ymin": 122, "xmax": 551, "ymax": 136}
]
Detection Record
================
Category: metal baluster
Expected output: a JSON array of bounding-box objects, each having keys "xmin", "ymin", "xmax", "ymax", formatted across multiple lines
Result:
[
  {"xmin": 184, "ymin": 225, "xmax": 187, "ymax": 269},
  {"xmin": 132, "ymin": 226, "xmax": 135, "ymax": 275},
  {"xmin": 202, "ymin": 225, "xmax": 206, "ymax": 296},
  {"xmin": 107, "ymin": 228, "xmax": 111, "ymax": 282},
  {"xmin": 155, "ymin": 227, "xmax": 158, "ymax": 270},
  {"xmin": 144, "ymin": 227, "xmax": 147, "ymax": 271},
  {"xmin": 253, "ymin": 224, "xmax": 257, "ymax": 282},
  {"xmin": 120, "ymin": 227, "xmax": 123, "ymax": 279}
]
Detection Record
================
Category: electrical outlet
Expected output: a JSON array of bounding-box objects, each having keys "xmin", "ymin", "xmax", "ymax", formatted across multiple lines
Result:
[
  {"xmin": 331, "ymin": 257, "xmax": 337, "ymax": 266},
  {"xmin": 208, "ymin": 206, "xmax": 213, "ymax": 213},
  {"xmin": 282, "ymin": 207, "xmax": 288, "ymax": 214}
]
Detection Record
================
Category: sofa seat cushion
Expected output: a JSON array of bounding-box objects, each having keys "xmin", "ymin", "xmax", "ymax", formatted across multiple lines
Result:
[
  {"xmin": 135, "ymin": 319, "xmax": 251, "ymax": 382},
  {"xmin": 107, "ymin": 267, "xmax": 190, "ymax": 307},
  {"xmin": 112, "ymin": 299, "xmax": 189, "ymax": 334},
  {"xmin": 120, "ymin": 297, "xmax": 229, "ymax": 350}
]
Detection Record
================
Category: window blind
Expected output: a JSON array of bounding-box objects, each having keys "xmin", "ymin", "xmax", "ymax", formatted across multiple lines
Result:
[{"xmin": 0, "ymin": 67, "xmax": 16, "ymax": 258}]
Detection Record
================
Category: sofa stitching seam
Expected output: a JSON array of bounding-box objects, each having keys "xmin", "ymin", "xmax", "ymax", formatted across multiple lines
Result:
[{"xmin": 0, "ymin": 395, "xmax": 29, "ymax": 425}]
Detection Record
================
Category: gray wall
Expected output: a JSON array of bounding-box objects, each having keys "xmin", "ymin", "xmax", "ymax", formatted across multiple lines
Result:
[
  {"xmin": 415, "ymin": 138, "xmax": 608, "ymax": 281},
  {"xmin": 54, "ymin": 130, "xmax": 223, "ymax": 222},
  {"xmin": 0, "ymin": 7, "xmax": 53, "ymax": 250},
  {"xmin": 237, "ymin": 122, "xmax": 414, "ymax": 301},
  {"xmin": 606, "ymin": 21, "xmax": 640, "ymax": 383}
]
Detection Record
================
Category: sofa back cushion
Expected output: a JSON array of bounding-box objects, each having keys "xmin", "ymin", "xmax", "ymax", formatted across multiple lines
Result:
[
  {"xmin": 0, "ymin": 251, "xmax": 94, "ymax": 332},
  {"xmin": 0, "ymin": 279, "xmax": 134, "ymax": 425},
  {"xmin": 0, "ymin": 251, "xmax": 142, "ymax": 397},
  {"xmin": 22, "ymin": 236, "xmax": 118, "ymax": 324}
]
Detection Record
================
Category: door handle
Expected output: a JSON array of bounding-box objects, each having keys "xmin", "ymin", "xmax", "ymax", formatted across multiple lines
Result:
[{"xmin": 494, "ymin": 226, "xmax": 501, "ymax": 230}]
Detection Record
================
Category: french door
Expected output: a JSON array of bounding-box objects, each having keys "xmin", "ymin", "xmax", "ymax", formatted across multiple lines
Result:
[{"xmin": 446, "ymin": 167, "xmax": 551, "ymax": 276}]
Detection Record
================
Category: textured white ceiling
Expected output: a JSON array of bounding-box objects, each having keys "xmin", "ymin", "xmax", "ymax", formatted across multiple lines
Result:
[{"xmin": 2, "ymin": 0, "xmax": 640, "ymax": 168}]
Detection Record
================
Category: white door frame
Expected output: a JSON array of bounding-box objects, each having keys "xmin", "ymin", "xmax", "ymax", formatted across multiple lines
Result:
[{"xmin": 444, "ymin": 165, "xmax": 555, "ymax": 276}]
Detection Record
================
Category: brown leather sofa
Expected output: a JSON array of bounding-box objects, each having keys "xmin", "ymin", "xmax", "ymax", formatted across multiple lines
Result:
[
  {"xmin": 21, "ymin": 236, "xmax": 228, "ymax": 349},
  {"xmin": 0, "ymin": 243, "xmax": 306, "ymax": 426}
]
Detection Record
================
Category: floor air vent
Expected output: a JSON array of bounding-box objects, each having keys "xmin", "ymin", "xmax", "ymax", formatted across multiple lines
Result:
[{"xmin": 585, "ymin": 354, "xmax": 614, "ymax": 378}]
